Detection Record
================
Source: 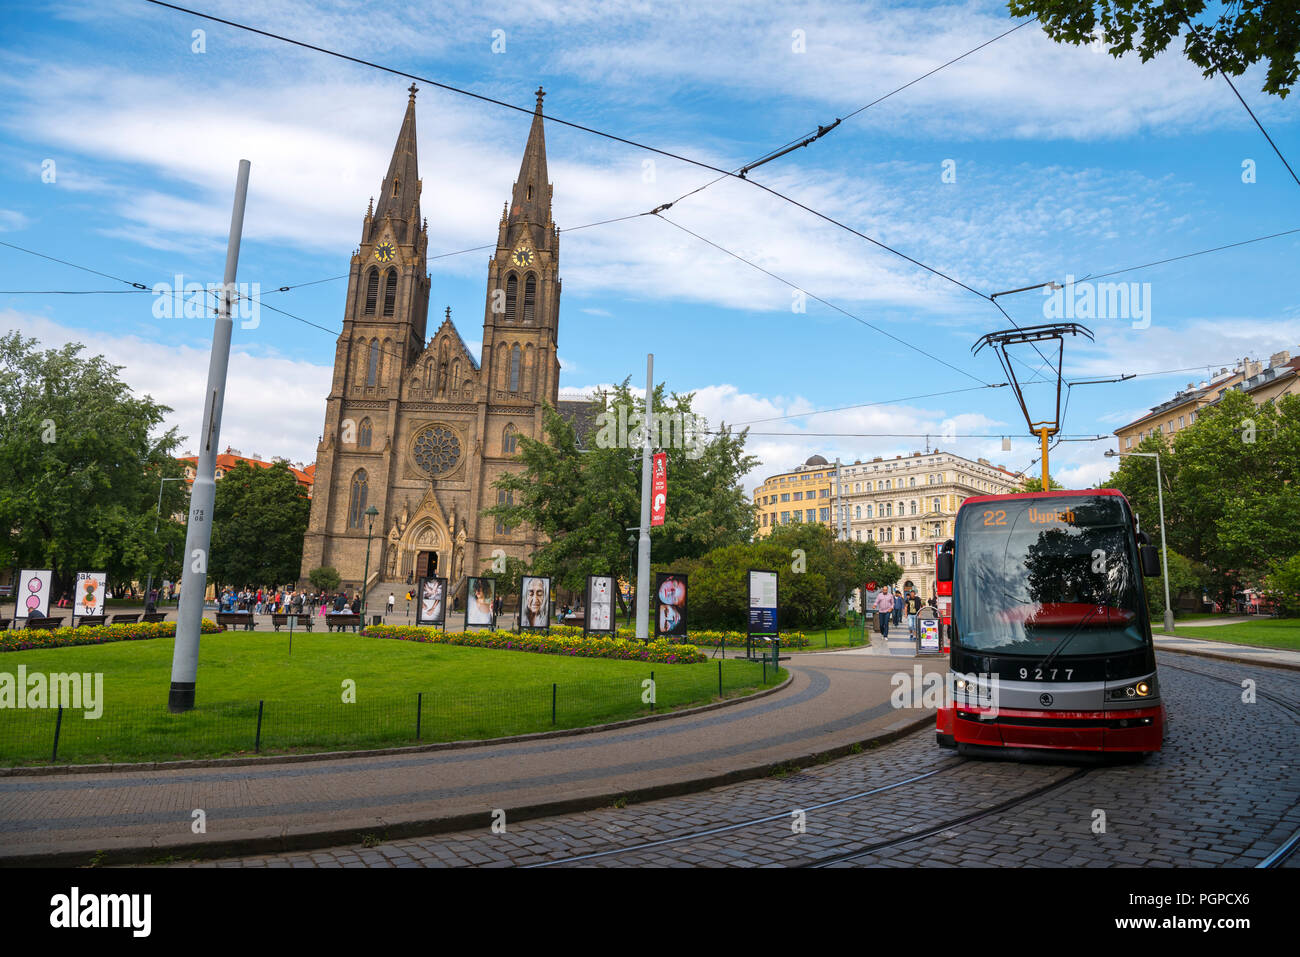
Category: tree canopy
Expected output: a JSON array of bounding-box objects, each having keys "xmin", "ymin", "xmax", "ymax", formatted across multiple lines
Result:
[
  {"xmin": 485, "ymin": 382, "xmax": 758, "ymax": 600},
  {"xmin": 0, "ymin": 332, "xmax": 187, "ymax": 599},
  {"xmin": 1008, "ymin": 0, "xmax": 1300, "ymax": 98},
  {"xmin": 210, "ymin": 460, "xmax": 311, "ymax": 588}
]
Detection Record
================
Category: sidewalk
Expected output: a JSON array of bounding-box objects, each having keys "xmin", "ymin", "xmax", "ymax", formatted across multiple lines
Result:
[
  {"xmin": 0, "ymin": 653, "xmax": 937, "ymax": 866},
  {"xmin": 1153, "ymin": 632, "xmax": 1300, "ymax": 671}
]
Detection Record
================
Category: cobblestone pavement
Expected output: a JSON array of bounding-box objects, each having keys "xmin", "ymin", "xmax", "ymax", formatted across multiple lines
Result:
[{"xmin": 169, "ymin": 653, "xmax": 1300, "ymax": 868}]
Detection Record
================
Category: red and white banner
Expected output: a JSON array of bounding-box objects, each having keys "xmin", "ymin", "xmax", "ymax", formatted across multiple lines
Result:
[{"xmin": 651, "ymin": 453, "xmax": 667, "ymax": 527}]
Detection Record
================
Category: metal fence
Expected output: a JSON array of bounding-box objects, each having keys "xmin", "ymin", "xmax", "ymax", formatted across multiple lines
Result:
[{"xmin": 0, "ymin": 659, "xmax": 774, "ymax": 766}]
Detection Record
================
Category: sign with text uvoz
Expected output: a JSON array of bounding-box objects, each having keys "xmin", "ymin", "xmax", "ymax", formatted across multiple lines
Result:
[{"xmin": 748, "ymin": 569, "xmax": 778, "ymax": 636}]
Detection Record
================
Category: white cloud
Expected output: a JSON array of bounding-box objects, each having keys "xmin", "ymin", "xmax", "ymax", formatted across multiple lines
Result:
[{"xmin": 0, "ymin": 210, "xmax": 26, "ymax": 232}]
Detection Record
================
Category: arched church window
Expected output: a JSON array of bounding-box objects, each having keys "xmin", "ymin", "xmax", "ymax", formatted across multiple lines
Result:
[
  {"xmin": 509, "ymin": 344, "xmax": 521, "ymax": 392},
  {"xmin": 358, "ymin": 418, "xmax": 372, "ymax": 448},
  {"xmin": 383, "ymin": 269, "xmax": 397, "ymax": 317},
  {"xmin": 367, "ymin": 340, "xmax": 379, "ymax": 386},
  {"xmin": 523, "ymin": 275, "xmax": 536, "ymax": 323},
  {"xmin": 505, "ymin": 275, "xmax": 518, "ymax": 322},
  {"xmin": 503, "ymin": 423, "xmax": 518, "ymax": 455},
  {"xmin": 526, "ymin": 184, "xmax": 533, "ymax": 201},
  {"xmin": 364, "ymin": 268, "xmax": 379, "ymax": 315},
  {"xmin": 348, "ymin": 470, "xmax": 368, "ymax": 528},
  {"xmin": 392, "ymin": 177, "xmax": 400, "ymax": 197}
]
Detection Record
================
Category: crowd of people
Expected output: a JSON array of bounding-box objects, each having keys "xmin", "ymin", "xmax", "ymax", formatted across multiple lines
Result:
[{"xmin": 217, "ymin": 586, "xmax": 367, "ymax": 617}]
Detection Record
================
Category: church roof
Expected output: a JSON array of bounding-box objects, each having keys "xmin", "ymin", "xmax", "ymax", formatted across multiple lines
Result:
[
  {"xmin": 431, "ymin": 307, "xmax": 481, "ymax": 371},
  {"xmin": 508, "ymin": 88, "xmax": 551, "ymax": 237},
  {"xmin": 372, "ymin": 85, "xmax": 421, "ymax": 243},
  {"xmin": 557, "ymin": 399, "xmax": 599, "ymax": 448}
]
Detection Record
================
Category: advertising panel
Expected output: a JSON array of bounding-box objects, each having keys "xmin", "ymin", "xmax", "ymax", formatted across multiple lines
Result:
[
  {"xmin": 654, "ymin": 572, "xmax": 687, "ymax": 638},
  {"xmin": 416, "ymin": 576, "xmax": 447, "ymax": 627},
  {"xmin": 520, "ymin": 576, "xmax": 551, "ymax": 630}
]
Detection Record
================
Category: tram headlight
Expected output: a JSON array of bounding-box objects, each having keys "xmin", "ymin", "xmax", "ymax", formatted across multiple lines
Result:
[{"xmin": 1107, "ymin": 678, "xmax": 1157, "ymax": 701}]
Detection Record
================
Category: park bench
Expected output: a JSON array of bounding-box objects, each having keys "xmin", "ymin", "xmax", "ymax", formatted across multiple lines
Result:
[
  {"xmin": 75, "ymin": 615, "xmax": 106, "ymax": 628},
  {"xmin": 141, "ymin": 612, "xmax": 168, "ymax": 623},
  {"xmin": 325, "ymin": 612, "xmax": 362, "ymax": 633},
  {"xmin": 25, "ymin": 616, "xmax": 65, "ymax": 630},
  {"xmin": 271, "ymin": 613, "xmax": 312, "ymax": 632},
  {"xmin": 0, "ymin": 618, "xmax": 9, "ymax": 630},
  {"xmin": 216, "ymin": 611, "xmax": 255, "ymax": 631},
  {"xmin": 108, "ymin": 613, "xmax": 141, "ymax": 625}
]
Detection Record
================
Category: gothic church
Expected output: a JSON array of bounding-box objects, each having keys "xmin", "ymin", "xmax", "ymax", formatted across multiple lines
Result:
[{"xmin": 301, "ymin": 86, "xmax": 581, "ymax": 595}]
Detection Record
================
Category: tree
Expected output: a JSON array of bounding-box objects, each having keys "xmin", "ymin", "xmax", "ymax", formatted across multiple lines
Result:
[
  {"xmin": 487, "ymin": 383, "xmax": 758, "ymax": 597},
  {"xmin": 1021, "ymin": 473, "xmax": 1065, "ymax": 492},
  {"xmin": 1144, "ymin": 548, "xmax": 1211, "ymax": 619},
  {"xmin": 209, "ymin": 461, "xmax": 311, "ymax": 588},
  {"xmin": 1263, "ymin": 554, "xmax": 1300, "ymax": 617},
  {"xmin": 1007, "ymin": 0, "xmax": 1300, "ymax": 98},
  {"xmin": 308, "ymin": 566, "xmax": 342, "ymax": 593},
  {"xmin": 0, "ymin": 332, "xmax": 187, "ymax": 600}
]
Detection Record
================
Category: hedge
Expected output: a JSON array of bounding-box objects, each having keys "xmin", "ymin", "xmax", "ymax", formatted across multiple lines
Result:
[
  {"xmin": 362, "ymin": 624, "xmax": 707, "ymax": 664},
  {"xmin": 0, "ymin": 619, "xmax": 222, "ymax": 653},
  {"xmin": 546, "ymin": 623, "xmax": 810, "ymax": 648}
]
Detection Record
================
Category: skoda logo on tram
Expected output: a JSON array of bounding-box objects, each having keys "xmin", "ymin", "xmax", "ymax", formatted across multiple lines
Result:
[{"xmin": 1039, "ymin": 692, "xmax": 1054, "ymax": 707}]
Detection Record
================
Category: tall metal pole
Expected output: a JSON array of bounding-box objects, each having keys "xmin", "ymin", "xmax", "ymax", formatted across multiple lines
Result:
[
  {"xmin": 1153, "ymin": 453, "xmax": 1174, "ymax": 634},
  {"xmin": 636, "ymin": 354, "xmax": 654, "ymax": 640},
  {"xmin": 1040, "ymin": 427, "xmax": 1050, "ymax": 490},
  {"xmin": 169, "ymin": 159, "xmax": 250, "ymax": 713}
]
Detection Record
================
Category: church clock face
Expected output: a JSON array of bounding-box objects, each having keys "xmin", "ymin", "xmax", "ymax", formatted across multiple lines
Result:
[
  {"xmin": 511, "ymin": 246, "xmax": 533, "ymax": 267},
  {"xmin": 375, "ymin": 242, "xmax": 395, "ymax": 263}
]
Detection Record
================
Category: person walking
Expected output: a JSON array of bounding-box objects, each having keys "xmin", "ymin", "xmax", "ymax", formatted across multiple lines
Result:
[
  {"xmin": 905, "ymin": 589, "xmax": 922, "ymax": 638},
  {"xmin": 874, "ymin": 588, "xmax": 894, "ymax": 639},
  {"xmin": 893, "ymin": 588, "xmax": 904, "ymax": 626},
  {"xmin": 387, "ymin": 592, "xmax": 396, "ymax": 618}
]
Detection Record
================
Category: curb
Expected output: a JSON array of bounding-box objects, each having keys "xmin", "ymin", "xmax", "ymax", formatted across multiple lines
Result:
[
  {"xmin": 0, "ymin": 710, "xmax": 935, "ymax": 868},
  {"xmin": 1154, "ymin": 641, "xmax": 1300, "ymax": 674},
  {"xmin": 0, "ymin": 674, "xmax": 794, "ymax": 777}
]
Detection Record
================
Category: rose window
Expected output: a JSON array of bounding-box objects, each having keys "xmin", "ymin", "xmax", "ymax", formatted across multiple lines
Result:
[{"xmin": 413, "ymin": 425, "xmax": 462, "ymax": 475}]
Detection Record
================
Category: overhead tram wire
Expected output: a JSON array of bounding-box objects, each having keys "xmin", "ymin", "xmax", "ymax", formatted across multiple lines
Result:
[
  {"xmin": 730, "ymin": 384, "xmax": 1007, "ymax": 427},
  {"xmin": 652, "ymin": 213, "xmax": 996, "ymax": 387},
  {"xmin": 0, "ymin": 239, "xmax": 150, "ymax": 290}
]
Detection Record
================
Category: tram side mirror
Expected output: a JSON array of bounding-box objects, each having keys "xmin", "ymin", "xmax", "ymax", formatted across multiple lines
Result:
[
  {"xmin": 1140, "ymin": 545, "xmax": 1160, "ymax": 578},
  {"xmin": 936, "ymin": 552, "xmax": 953, "ymax": 583}
]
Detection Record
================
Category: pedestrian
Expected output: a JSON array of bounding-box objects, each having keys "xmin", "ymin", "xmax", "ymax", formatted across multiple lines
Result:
[
  {"xmin": 893, "ymin": 588, "xmax": 904, "ymax": 625},
  {"xmin": 905, "ymin": 589, "xmax": 922, "ymax": 637},
  {"xmin": 874, "ymin": 588, "xmax": 894, "ymax": 639},
  {"xmin": 387, "ymin": 592, "xmax": 395, "ymax": 617}
]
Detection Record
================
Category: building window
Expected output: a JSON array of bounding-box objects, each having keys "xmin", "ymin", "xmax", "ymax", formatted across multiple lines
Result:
[
  {"xmin": 781, "ymin": 511, "xmax": 790, "ymax": 524},
  {"xmin": 364, "ymin": 268, "xmax": 379, "ymax": 315},
  {"xmin": 358, "ymin": 418, "xmax": 372, "ymax": 448},
  {"xmin": 909, "ymin": 477, "xmax": 916, "ymax": 487},
  {"xmin": 910, "ymin": 527, "xmax": 917, "ymax": 541},
  {"xmin": 856, "ymin": 530, "xmax": 862, "ymax": 541},
  {"xmin": 503, "ymin": 424, "xmax": 518, "ymax": 455},
  {"xmin": 884, "ymin": 479, "xmax": 891, "ymax": 490},
  {"xmin": 806, "ymin": 509, "xmax": 815, "ymax": 522},
  {"xmin": 932, "ymin": 497, "xmax": 941, "ymax": 512},
  {"xmin": 866, "ymin": 529, "xmax": 873, "ymax": 540},
  {"xmin": 505, "ymin": 274, "xmax": 518, "ymax": 322},
  {"xmin": 366, "ymin": 340, "xmax": 379, "ymax": 386},
  {"xmin": 933, "ymin": 522, "xmax": 941, "ymax": 537},
  {"xmin": 855, "ymin": 505, "xmax": 862, "ymax": 519},
  {"xmin": 820, "ymin": 488, "xmax": 829, "ymax": 498},
  {"xmin": 781, "ymin": 493, "xmax": 790, "ymax": 502},
  {"xmin": 866, "ymin": 504, "xmax": 873, "ymax": 518},
  {"xmin": 912, "ymin": 551, "xmax": 918, "ymax": 565},
  {"xmin": 884, "ymin": 503, "xmax": 892, "ymax": 517},
  {"xmin": 910, "ymin": 501, "xmax": 918, "ymax": 515},
  {"xmin": 495, "ymin": 490, "xmax": 514, "ymax": 535},
  {"xmin": 510, "ymin": 344, "xmax": 521, "ymax": 392},
  {"xmin": 347, "ymin": 470, "xmax": 368, "ymax": 528},
  {"xmin": 819, "ymin": 508, "xmax": 829, "ymax": 521},
  {"xmin": 793, "ymin": 491, "xmax": 803, "ymax": 501},
  {"xmin": 382, "ymin": 269, "xmax": 397, "ymax": 317},
  {"xmin": 1125, "ymin": 436, "xmax": 1133, "ymax": 449},
  {"xmin": 1178, "ymin": 416, "xmax": 1185, "ymax": 428},
  {"xmin": 523, "ymin": 275, "xmax": 537, "ymax": 323}
]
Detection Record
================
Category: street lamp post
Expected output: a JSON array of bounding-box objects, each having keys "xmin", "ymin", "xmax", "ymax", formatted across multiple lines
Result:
[
  {"xmin": 145, "ymin": 476, "xmax": 183, "ymax": 610},
  {"xmin": 626, "ymin": 532, "xmax": 636, "ymax": 630},
  {"xmin": 361, "ymin": 504, "xmax": 379, "ymax": 621},
  {"xmin": 1105, "ymin": 449, "xmax": 1174, "ymax": 634}
]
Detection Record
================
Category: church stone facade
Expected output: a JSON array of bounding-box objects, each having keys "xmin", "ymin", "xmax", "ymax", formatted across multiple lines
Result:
[{"xmin": 301, "ymin": 86, "xmax": 575, "ymax": 594}]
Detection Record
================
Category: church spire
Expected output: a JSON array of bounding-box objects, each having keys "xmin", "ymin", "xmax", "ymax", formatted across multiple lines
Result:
[
  {"xmin": 372, "ymin": 85, "xmax": 422, "ymax": 243},
  {"xmin": 508, "ymin": 87, "xmax": 551, "ymax": 229}
]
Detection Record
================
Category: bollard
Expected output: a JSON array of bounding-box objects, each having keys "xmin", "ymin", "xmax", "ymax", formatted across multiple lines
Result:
[
  {"xmin": 416, "ymin": 692, "xmax": 423, "ymax": 741},
  {"xmin": 650, "ymin": 671, "xmax": 655, "ymax": 712},
  {"xmin": 718, "ymin": 659, "xmax": 723, "ymax": 697},
  {"xmin": 255, "ymin": 699, "xmax": 264, "ymax": 753},
  {"xmin": 824, "ymin": 628, "xmax": 828, "ymax": 648},
  {"xmin": 551, "ymin": 683, "xmax": 557, "ymax": 725},
  {"xmin": 51, "ymin": 705, "xmax": 64, "ymax": 762},
  {"xmin": 762, "ymin": 657, "xmax": 767, "ymax": 684}
]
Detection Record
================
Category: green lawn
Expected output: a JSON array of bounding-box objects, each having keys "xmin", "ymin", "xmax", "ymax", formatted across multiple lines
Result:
[
  {"xmin": 785, "ymin": 624, "xmax": 875, "ymax": 652},
  {"xmin": 1158, "ymin": 617, "xmax": 1300, "ymax": 651},
  {"xmin": 0, "ymin": 633, "xmax": 782, "ymax": 766}
]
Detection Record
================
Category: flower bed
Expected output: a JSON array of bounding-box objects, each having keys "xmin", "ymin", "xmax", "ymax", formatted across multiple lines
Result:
[
  {"xmin": 545, "ymin": 623, "xmax": 809, "ymax": 648},
  {"xmin": 0, "ymin": 619, "xmax": 222, "ymax": 653},
  {"xmin": 362, "ymin": 624, "xmax": 707, "ymax": 663}
]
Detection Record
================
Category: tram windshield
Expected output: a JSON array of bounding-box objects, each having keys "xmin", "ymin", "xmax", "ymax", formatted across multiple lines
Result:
[{"xmin": 954, "ymin": 495, "xmax": 1148, "ymax": 656}]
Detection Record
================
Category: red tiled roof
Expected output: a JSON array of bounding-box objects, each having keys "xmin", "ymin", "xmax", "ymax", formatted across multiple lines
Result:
[{"xmin": 177, "ymin": 450, "xmax": 314, "ymax": 489}]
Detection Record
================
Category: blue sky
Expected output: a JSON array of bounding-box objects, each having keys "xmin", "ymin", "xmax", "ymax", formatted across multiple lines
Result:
[{"xmin": 2, "ymin": 0, "xmax": 1297, "ymax": 489}]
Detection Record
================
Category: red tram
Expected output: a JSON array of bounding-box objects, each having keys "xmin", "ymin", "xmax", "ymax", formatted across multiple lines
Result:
[{"xmin": 935, "ymin": 489, "xmax": 1165, "ymax": 754}]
